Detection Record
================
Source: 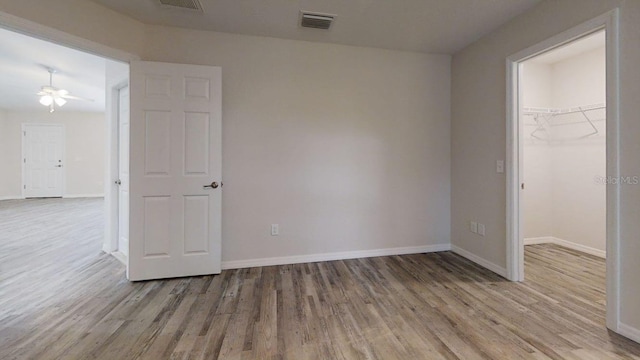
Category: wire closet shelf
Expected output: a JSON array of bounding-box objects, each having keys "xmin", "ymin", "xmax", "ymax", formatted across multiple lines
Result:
[{"xmin": 523, "ymin": 103, "xmax": 606, "ymax": 140}]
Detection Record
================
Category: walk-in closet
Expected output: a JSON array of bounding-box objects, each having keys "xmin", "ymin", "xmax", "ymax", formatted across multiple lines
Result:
[{"xmin": 522, "ymin": 30, "xmax": 607, "ymax": 267}]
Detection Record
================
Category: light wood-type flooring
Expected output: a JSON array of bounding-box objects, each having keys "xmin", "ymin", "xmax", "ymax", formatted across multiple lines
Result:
[{"xmin": 1, "ymin": 198, "xmax": 640, "ymax": 359}]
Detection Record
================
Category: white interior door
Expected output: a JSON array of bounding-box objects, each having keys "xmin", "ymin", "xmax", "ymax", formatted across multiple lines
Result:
[
  {"xmin": 128, "ymin": 61, "xmax": 222, "ymax": 281},
  {"xmin": 117, "ymin": 85, "xmax": 130, "ymax": 257},
  {"xmin": 23, "ymin": 124, "xmax": 64, "ymax": 198}
]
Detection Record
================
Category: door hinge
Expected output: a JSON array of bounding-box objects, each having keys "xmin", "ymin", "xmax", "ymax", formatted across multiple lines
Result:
[
  {"xmin": 23, "ymin": 131, "xmax": 26, "ymax": 136},
  {"xmin": 23, "ymin": 158, "xmax": 26, "ymax": 163},
  {"xmin": 24, "ymin": 185, "xmax": 26, "ymax": 189}
]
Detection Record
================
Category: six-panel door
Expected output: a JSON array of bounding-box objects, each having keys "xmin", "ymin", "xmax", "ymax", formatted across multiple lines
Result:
[
  {"xmin": 128, "ymin": 61, "xmax": 222, "ymax": 281},
  {"xmin": 23, "ymin": 124, "xmax": 64, "ymax": 198}
]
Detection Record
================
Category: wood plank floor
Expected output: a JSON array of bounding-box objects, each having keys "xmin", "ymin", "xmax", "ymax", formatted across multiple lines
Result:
[{"xmin": 1, "ymin": 198, "xmax": 640, "ymax": 359}]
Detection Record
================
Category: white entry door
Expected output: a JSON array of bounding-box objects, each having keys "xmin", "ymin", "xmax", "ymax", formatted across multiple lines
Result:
[
  {"xmin": 117, "ymin": 85, "xmax": 130, "ymax": 257},
  {"xmin": 23, "ymin": 124, "xmax": 64, "ymax": 198},
  {"xmin": 128, "ymin": 61, "xmax": 222, "ymax": 281}
]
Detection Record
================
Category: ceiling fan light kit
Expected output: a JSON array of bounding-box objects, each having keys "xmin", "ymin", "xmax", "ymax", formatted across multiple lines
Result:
[
  {"xmin": 37, "ymin": 67, "xmax": 91, "ymax": 113},
  {"xmin": 39, "ymin": 94, "xmax": 53, "ymax": 106},
  {"xmin": 38, "ymin": 67, "xmax": 65, "ymax": 113}
]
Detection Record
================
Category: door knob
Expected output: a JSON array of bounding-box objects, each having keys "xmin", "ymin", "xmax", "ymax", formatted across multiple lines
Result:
[
  {"xmin": 115, "ymin": 179, "xmax": 122, "ymax": 185},
  {"xmin": 55, "ymin": 165, "xmax": 63, "ymax": 168},
  {"xmin": 204, "ymin": 181, "xmax": 219, "ymax": 189}
]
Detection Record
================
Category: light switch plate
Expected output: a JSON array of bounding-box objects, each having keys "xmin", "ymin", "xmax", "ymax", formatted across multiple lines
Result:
[
  {"xmin": 478, "ymin": 223, "xmax": 486, "ymax": 236},
  {"xmin": 496, "ymin": 160, "xmax": 504, "ymax": 173},
  {"xmin": 271, "ymin": 224, "xmax": 279, "ymax": 236},
  {"xmin": 470, "ymin": 221, "xmax": 478, "ymax": 234}
]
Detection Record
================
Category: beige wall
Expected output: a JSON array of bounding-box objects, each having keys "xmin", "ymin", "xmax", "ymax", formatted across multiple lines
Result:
[
  {"xmin": 522, "ymin": 62, "xmax": 553, "ymax": 108},
  {"xmin": 0, "ymin": 108, "xmax": 10, "ymax": 195},
  {"xmin": 552, "ymin": 47, "xmax": 606, "ymax": 108},
  {"xmin": 0, "ymin": 111, "xmax": 106, "ymax": 198},
  {"xmin": 551, "ymin": 47, "xmax": 606, "ymax": 251},
  {"xmin": 144, "ymin": 27, "xmax": 452, "ymax": 262},
  {"xmin": 522, "ymin": 62, "xmax": 554, "ymax": 238},
  {"xmin": 451, "ymin": 0, "xmax": 640, "ymax": 330}
]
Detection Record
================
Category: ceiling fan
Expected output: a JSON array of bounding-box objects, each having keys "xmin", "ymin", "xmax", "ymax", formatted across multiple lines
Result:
[{"xmin": 37, "ymin": 67, "xmax": 93, "ymax": 113}]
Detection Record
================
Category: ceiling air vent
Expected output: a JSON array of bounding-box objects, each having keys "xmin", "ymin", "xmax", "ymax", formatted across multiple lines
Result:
[
  {"xmin": 300, "ymin": 12, "xmax": 335, "ymax": 30},
  {"xmin": 158, "ymin": 0, "xmax": 203, "ymax": 12}
]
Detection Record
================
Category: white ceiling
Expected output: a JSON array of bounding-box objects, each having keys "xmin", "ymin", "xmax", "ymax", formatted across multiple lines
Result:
[
  {"xmin": 528, "ymin": 30, "xmax": 606, "ymax": 64},
  {"xmin": 0, "ymin": 28, "xmax": 107, "ymax": 112},
  {"xmin": 90, "ymin": 0, "xmax": 542, "ymax": 54}
]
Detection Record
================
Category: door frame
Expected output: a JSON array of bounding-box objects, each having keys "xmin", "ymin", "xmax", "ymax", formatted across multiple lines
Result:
[
  {"xmin": 104, "ymin": 77, "xmax": 130, "ymax": 258},
  {"xmin": 22, "ymin": 123, "xmax": 66, "ymax": 198},
  {"xmin": 0, "ymin": 10, "xmax": 140, "ymax": 257},
  {"xmin": 506, "ymin": 9, "xmax": 620, "ymax": 331}
]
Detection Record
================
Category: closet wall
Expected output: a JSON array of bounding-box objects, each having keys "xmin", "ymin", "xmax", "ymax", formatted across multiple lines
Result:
[{"xmin": 523, "ymin": 45, "xmax": 606, "ymax": 254}]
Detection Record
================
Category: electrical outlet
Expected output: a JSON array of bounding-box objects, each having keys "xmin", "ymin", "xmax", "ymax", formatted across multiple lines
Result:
[
  {"xmin": 271, "ymin": 224, "xmax": 279, "ymax": 236},
  {"xmin": 496, "ymin": 160, "xmax": 504, "ymax": 173},
  {"xmin": 478, "ymin": 223, "xmax": 486, "ymax": 236},
  {"xmin": 470, "ymin": 221, "xmax": 478, "ymax": 234}
]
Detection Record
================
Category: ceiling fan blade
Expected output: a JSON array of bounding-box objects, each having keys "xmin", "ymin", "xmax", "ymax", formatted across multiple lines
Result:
[{"xmin": 61, "ymin": 94, "xmax": 94, "ymax": 102}]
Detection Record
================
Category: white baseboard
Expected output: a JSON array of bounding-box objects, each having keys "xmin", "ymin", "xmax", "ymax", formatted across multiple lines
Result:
[
  {"xmin": 524, "ymin": 236, "xmax": 606, "ymax": 258},
  {"xmin": 221, "ymin": 243, "xmax": 452, "ymax": 270},
  {"xmin": 0, "ymin": 195, "xmax": 24, "ymax": 201},
  {"xmin": 63, "ymin": 193, "xmax": 105, "ymax": 199},
  {"xmin": 110, "ymin": 251, "xmax": 127, "ymax": 265},
  {"xmin": 553, "ymin": 237, "xmax": 606, "ymax": 258},
  {"xmin": 524, "ymin": 236, "xmax": 555, "ymax": 245},
  {"xmin": 450, "ymin": 245, "xmax": 508, "ymax": 278},
  {"xmin": 618, "ymin": 322, "xmax": 640, "ymax": 344}
]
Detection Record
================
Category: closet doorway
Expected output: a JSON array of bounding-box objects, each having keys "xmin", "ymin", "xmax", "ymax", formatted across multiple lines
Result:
[
  {"xmin": 521, "ymin": 31, "xmax": 606, "ymax": 260},
  {"xmin": 506, "ymin": 10, "xmax": 622, "ymax": 332},
  {"xmin": 519, "ymin": 29, "xmax": 607, "ymax": 299}
]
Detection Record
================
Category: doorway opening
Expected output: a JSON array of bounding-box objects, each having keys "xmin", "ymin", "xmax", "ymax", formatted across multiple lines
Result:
[
  {"xmin": 0, "ymin": 26, "xmax": 130, "ymax": 277},
  {"xmin": 521, "ymin": 28, "xmax": 607, "ymax": 315},
  {"xmin": 521, "ymin": 30, "xmax": 606, "ymax": 261},
  {"xmin": 506, "ymin": 10, "xmax": 620, "ymax": 332}
]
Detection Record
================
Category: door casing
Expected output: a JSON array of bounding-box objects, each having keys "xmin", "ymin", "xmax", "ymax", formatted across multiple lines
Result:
[
  {"xmin": 117, "ymin": 84, "xmax": 130, "ymax": 258},
  {"xmin": 105, "ymin": 75, "xmax": 131, "ymax": 258}
]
